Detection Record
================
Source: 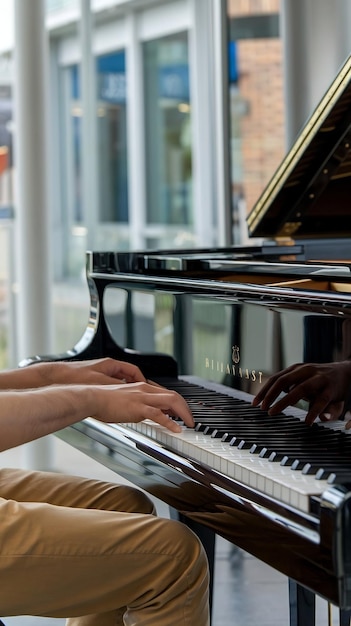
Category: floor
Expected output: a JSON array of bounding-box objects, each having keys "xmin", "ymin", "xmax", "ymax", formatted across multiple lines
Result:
[{"xmin": 0, "ymin": 438, "xmax": 342, "ymax": 626}]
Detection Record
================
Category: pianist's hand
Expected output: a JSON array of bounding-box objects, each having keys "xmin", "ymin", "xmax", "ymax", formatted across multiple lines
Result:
[
  {"xmin": 91, "ymin": 381, "xmax": 194, "ymax": 432},
  {"xmin": 24, "ymin": 358, "xmax": 147, "ymax": 388},
  {"xmin": 58, "ymin": 358, "xmax": 148, "ymax": 384},
  {"xmin": 0, "ymin": 378, "xmax": 194, "ymax": 451},
  {"xmin": 252, "ymin": 360, "xmax": 351, "ymax": 426}
]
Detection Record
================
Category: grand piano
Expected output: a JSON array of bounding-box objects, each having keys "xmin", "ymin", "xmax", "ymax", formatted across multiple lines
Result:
[{"xmin": 24, "ymin": 54, "xmax": 351, "ymax": 624}]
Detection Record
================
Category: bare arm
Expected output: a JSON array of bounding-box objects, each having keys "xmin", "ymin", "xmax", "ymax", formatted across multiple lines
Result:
[
  {"xmin": 0, "ymin": 358, "xmax": 147, "ymax": 391},
  {"xmin": 0, "ymin": 380, "xmax": 194, "ymax": 452}
]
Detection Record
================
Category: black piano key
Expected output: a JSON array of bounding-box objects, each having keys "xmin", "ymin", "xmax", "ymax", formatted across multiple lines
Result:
[
  {"xmin": 254, "ymin": 443, "xmax": 298, "ymax": 461},
  {"xmin": 302, "ymin": 463, "xmax": 325, "ymax": 476},
  {"xmin": 247, "ymin": 436, "xmax": 336, "ymax": 453},
  {"xmin": 291, "ymin": 459, "xmax": 306, "ymax": 471},
  {"xmin": 221, "ymin": 433, "xmax": 230, "ymax": 442},
  {"xmin": 237, "ymin": 439, "xmax": 252, "ymax": 449},
  {"xmin": 250, "ymin": 443, "xmax": 268, "ymax": 454},
  {"xmin": 200, "ymin": 425, "xmax": 349, "ymax": 466},
  {"xmin": 315, "ymin": 468, "xmax": 332, "ymax": 480},
  {"xmin": 268, "ymin": 451, "xmax": 286, "ymax": 462},
  {"xmin": 262, "ymin": 449, "xmax": 303, "ymax": 462},
  {"xmin": 258, "ymin": 447, "xmax": 270, "ymax": 458},
  {"xmin": 191, "ymin": 413, "xmax": 333, "ymax": 437},
  {"xmin": 281, "ymin": 456, "xmax": 294, "ymax": 466},
  {"xmin": 284, "ymin": 449, "xmax": 351, "ymax": 462},
  {"xmin": 314, "ymin": 465, "xmax": 351, "ymax": 480},
  {"xmin": 229, "ymin": 436, "xmax": 240, "ymax": 446},
  {"xmin": 301, "ymin": 463, "xmax": 351, "ymax": 478},
  {"xmin": 327, "ymin": 471, "xmax": 351, "ymax": 484},
  {"xmin": 194, "ymin": 418, "xmax": 304, "ymax": 433},
  {"xmin": 274, "ymin": 450, "xmax": 343, "ymax": 465}
]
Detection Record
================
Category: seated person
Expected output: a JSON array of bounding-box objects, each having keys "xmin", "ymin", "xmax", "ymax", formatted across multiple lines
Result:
[{"xmin": 0, "ymin": 358, "xmax": 209, "ymax": 626}]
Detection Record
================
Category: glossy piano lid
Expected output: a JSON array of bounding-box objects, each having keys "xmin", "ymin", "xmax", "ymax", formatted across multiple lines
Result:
[{"xmin": 247, "ymin": 54, "xmax": 351, "ymax": 239}]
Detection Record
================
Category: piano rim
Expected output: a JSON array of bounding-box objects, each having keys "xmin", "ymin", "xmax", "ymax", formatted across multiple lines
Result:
[{"xmin": 88, "ymin": 271, "xmax": 351, "ymax": 308}]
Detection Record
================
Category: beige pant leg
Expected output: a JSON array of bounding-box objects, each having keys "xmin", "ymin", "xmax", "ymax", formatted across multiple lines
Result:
[
  {"xmin": 0, "ymin": 469, "xmax": 209, "ymax": 626},
  {"xmin": 0, "ymin": 468, "xmax": 156, "ymax": 515}
]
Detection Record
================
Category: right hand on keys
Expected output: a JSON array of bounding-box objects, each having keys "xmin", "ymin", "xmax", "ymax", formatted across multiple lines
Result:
[
  {"xmin": 92, "ymin": 381, "xmax": 194, "ymax": 432},
  {"xmin": 0, "ymin": 359, "xmax": 194, "ymax": 452},
  {"xmin": 252, "ymin": 360, "xmax": 351, "ymax": 427}
]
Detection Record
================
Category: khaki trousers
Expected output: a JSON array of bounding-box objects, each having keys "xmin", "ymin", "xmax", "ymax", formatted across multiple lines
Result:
[{"xmin": 0, "ymin": 468, "xmax": 209, "ymax": 626}]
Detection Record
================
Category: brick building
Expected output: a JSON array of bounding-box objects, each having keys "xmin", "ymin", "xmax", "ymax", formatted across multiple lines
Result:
[{"xmin": 228, "ymin": 0, "xmax": 285, "ymax": 217}]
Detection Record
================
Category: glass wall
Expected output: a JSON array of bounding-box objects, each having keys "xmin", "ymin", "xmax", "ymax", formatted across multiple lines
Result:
[
  {"xmin": 227, "ymin": 0, "xmax": 285, "ymax": 243},
  {"xmin": 54, "ymin": 62, "xmax": 90, "ymax": 354},
  {"xmin": 54, "ymin": 47, "xmax": 130, "ymax": 354},
  {"xmin": 96, "ymin": 50, "xmax": 128, "ymax": 224},
  {"xmin": 59, "ymin": 62, "xmax": 84, "ymax": 278},
  {"xmin": 58, "ymin": 49, "xmax": 130, "ymax": 281},
  {"xmin": 143, "ymin": 33, "xmax": 193, "ymax": 237}
]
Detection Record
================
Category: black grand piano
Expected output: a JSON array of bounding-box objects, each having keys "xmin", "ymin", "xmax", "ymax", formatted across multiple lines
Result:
[{"xmin": 24, "ymin": 54, "xmax": 351, "ymax": 625}]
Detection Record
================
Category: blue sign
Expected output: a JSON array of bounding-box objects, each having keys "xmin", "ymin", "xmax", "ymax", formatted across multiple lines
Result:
[
  {"xmin": 97, "ymin": 51, "xmax": 127, "ymax": 104},
  {"xmin": 99, "ymin": 73, "xmax": 126, "ymax": 103},
  {"xmin": 158, "ymin": 64, "xmax": 189, "ymax": 101},
  {"xmin": 228, "ymin": 41, "xmax": 238, "ymax": 83}
]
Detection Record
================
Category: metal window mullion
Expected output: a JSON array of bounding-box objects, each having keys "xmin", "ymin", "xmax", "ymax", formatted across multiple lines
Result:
[
  {"xmin": 211, "ymin": 0, "xmax": 231, "ymax": 246},
  {"xmin": 60, "ymin": 67, "xmax": 75, "ymax": 275},
  {"xmin": 80, "ymin": 0, "xmax": 98, "ymax": 248},
  {"xmin": 49, "ymin": 40, "xmax": 65, "ymax": 280},
  {"xmin": 125, "ymin": 12, "xmax": 146, "ymax": 250}
]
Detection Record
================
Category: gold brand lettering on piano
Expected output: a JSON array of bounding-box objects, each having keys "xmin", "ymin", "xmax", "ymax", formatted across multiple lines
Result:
[
  {"xmin": 232, "ymin": 345, "xmax": 240, "ymax": 364},
  {"xmin": 205, "ymin": 356, "xmax": 262, "ymax": 383}
]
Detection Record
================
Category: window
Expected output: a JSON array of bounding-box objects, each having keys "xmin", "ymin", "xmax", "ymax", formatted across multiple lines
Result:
[
  {"xmin": 58, "ymin": 63, "xmax": 86, "ymax": 280},
  {"xmin": 96, "ymin": 50, "xmax": 128, "ymax": 223},
  {"xmin": 143, "ymin": 33, "xmax": 193, "ymax": 228}
]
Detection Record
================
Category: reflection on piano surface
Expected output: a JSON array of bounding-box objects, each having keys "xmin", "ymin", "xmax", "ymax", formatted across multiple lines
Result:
[{"xmin": 23, "ymin": 54, "xmax": 351, "ymax": 623}]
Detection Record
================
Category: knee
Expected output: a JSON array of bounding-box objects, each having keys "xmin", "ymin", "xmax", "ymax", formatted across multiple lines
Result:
[
  {"xmin": 180, "ymin": 523, "xmax": 208, "ymax": 569},
  {"xmin": 158, "ymin": 519, "xmax": 210, "ymax": 608},
  {"xmin": 158, "ymin": 518, "xmax": 209, "ymax": 573},
  {"xmin": 113, "ymin": 485, "xmax": 156, "ymax": 515}
]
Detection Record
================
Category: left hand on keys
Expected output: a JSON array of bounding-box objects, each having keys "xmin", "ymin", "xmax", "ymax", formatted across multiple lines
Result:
[{"xmin": 252, "ymin": 360, "xmax": 351, "ymax": 426}]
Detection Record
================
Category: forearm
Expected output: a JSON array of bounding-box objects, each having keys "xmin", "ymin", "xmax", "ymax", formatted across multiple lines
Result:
[
  {"xmin": 0, "ymin": 363, "xmax": 58, "ymax": 391},
  {"xmin": 0, "ymin": 375, "xmax": 195, "ymax": 451},
  {"xmin": 0, "ymin": 358, "xmax": 147, "ymax": 391},
  {"xmin": 0, "ymin": 385, "xmax": 94, "ymax": 451}
]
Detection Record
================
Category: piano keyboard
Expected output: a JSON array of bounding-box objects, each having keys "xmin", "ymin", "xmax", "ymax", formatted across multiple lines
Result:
[{"xmin": 124, "ymin": 376, "xmax": 351, "ymax": 514}]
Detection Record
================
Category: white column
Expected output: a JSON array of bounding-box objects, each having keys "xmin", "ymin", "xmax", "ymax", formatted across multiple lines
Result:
[
  {"xmin": 80, "ymin": 0, "xmax": 98, "ymax": 250},
  {"xmin": 282, "ymin": 0, "xmax": 351, "ymax": 148},
  {"xmin": 125, "ymin": 12, "xmax": 146, "ymax": 249},
  {"xmin": 189, "ymin": 0, "xmax": 217, "ymax": 246},
  {"xmin": 13, "ymin": 0, "xmax": 54, "ymax": 468}
]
